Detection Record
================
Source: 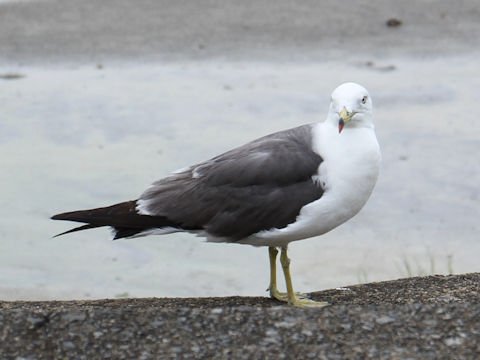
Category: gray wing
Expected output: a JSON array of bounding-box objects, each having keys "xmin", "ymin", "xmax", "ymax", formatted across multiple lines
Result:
[{"xmin": 138, "ymin": 124, "xmax": 324, "ymax": 240}]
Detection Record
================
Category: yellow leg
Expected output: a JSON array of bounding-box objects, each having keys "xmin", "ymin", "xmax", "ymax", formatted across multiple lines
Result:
[
  {"xmin": 279, "ymin": 246, "xmax": 329, "ymax": 308},
  {"xmin": 268, "ymin": 246, "xmax": 308, "ymax": 303},
  {"xmin": 268, "ymin": 247, "xmax": 281, "ymax": 299}
]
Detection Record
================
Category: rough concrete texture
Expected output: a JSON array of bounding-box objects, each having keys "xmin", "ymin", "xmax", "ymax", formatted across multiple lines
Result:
[{"xmin": 1, "ymin": 273, "xmax": 479, "ymax": 359}]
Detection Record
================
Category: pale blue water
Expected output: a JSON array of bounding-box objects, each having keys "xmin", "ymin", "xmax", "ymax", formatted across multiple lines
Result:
[{"xmin": 1, "ymin": 58, "xmax": 479, "ymax": 300}]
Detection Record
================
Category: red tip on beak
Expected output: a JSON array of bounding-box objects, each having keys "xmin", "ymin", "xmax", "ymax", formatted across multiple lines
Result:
[{"xmin": 338, "ymin": 119, "xmax": 344, "ymax": 133}]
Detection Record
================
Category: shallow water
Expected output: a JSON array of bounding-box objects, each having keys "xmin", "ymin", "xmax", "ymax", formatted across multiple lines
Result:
[{"xmin": 1, "ymin": 56, "xmax": 479, "ymax": 300}]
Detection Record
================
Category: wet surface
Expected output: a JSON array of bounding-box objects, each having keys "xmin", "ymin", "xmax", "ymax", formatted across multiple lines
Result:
[{"xmin": 0, "ymin": 0, "xmax": 479, "ymax": 300}]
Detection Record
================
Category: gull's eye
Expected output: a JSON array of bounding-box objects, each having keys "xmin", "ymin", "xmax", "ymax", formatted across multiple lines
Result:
[{"xmin": 361, "ymin": 95, "xmax": 368, "ymax": 104}]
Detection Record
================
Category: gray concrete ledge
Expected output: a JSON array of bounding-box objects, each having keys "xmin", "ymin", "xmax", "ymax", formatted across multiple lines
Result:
[{"xmin": 1, "ymin": 273, "xmax": 479, "ymax": 359}]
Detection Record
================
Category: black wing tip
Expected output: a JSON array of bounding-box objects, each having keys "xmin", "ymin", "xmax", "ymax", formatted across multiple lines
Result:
[
  {"xmin": 51, "ymin": 213, "xmax": 63, "ymax": 220},
  {"xmin": 51, "ymin": 211, "xmax": 77, "ymax": 221}
]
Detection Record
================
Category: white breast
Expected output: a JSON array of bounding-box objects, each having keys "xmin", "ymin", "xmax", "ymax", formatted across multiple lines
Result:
[{"xmin": 242, "ymin": 122, "xmax": 381, "ymax": 247}]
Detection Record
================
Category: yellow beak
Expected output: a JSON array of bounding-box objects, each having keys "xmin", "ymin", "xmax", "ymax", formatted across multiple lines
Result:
[{"xmin": 338, "ymin": 107, "xmax": 354, "ymax": 133}]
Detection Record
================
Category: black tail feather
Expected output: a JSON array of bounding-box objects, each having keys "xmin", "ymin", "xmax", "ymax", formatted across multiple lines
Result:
[
  {"xmin": 112, "ymin": 227, "xmax": 147, "ymax": 240},
  {"xmin": 53, "ymin": 224, "xmax": 104, "ymax": 237},
  {"xmin": 51, "ymin": 200, "xmax": 180, "ymax": 238}
]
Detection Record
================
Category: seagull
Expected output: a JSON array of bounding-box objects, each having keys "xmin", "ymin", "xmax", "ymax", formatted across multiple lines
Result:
[{"xmin": 52, "ymin": 82, "xmax": 381, "ymax": 308}]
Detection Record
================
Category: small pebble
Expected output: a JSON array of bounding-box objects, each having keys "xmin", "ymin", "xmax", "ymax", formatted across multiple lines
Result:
[{"xmin": 386, "ymin": 18, "xmax": 402, "ymax": 27}]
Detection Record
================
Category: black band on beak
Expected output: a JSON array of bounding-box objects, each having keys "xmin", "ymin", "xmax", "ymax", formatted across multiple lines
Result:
[{"xmin": 338, "ymin": 118, "xmax": 345, "ymax": 133}]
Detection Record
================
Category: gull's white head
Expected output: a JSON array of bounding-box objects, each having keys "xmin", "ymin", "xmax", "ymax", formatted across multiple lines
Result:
[{"xmin": 328, "ymin": 82, "xmax": 373, "ymax": 133}]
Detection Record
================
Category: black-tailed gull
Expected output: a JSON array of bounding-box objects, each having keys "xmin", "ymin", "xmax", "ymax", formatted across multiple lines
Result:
[{"xmin": 52, "ymin": 82, "xmax": 381, "ymax": 308}]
